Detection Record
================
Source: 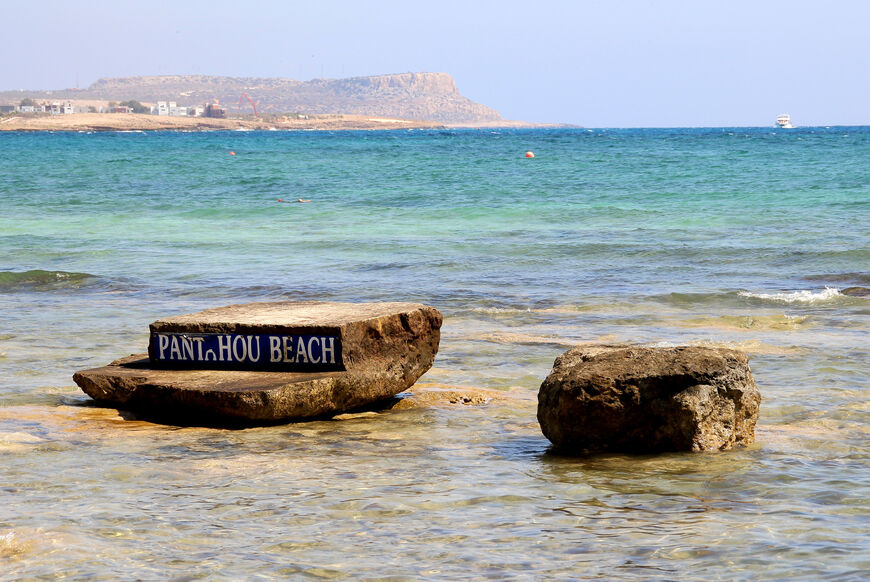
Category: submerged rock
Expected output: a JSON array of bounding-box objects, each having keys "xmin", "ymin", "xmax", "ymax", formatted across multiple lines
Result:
[
  {"xmin": 73, "ymin": 301, "xmax": 442, "ymax": 425},
  {"xmin": 387, "ymin": 385, "xmax": 515, "ymax": 410},
  {"xmin": 537, "ymin": 344, "xmax": 761, "ymax": 454},
  {"xmin": 841, "ymin": 286, "xmax": 870, "ymax": 297}
]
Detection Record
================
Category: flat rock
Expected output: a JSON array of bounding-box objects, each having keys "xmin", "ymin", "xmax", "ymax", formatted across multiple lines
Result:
[
  {"xmin": 387, "ymin": 385, "xmax": 515, "ymax": 410},
  {"xmin": 537, "ymin": 344, "xmax": 761, "ymax": 454},
  {"xmin": 73, "ymin": 301, "xmax": 442, "ymax": 424}
]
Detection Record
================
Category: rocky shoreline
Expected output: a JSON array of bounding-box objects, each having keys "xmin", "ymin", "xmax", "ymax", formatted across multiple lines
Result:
[
  {"xmin": 0, "ymin": 112, "xmax": 549, "ymax": 132},
  {"xmin": 0, "ymin": 112, "xmax": 443, "ymax": 132}
]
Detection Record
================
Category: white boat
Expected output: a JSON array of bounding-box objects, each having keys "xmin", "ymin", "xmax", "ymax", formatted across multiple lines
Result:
[{"xmin": 776, "ymin": 114, "xmax": 794, "ymax": 129}]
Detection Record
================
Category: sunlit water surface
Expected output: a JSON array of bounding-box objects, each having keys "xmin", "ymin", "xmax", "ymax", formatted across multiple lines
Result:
[{"xmin": 1, "ymin": 128, "xmax": 869, "ymax": 579}]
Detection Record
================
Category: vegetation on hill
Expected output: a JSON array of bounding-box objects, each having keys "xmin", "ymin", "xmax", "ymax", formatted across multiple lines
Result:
[{"xmin": 0, "ymin": 73, "xmax": 503, "ymax": 124}]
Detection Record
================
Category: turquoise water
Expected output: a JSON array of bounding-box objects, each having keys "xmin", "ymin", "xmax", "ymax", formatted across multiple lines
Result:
[{"xmin": 1, "ymin": 127, "xmax": 869, "ymax": 579}]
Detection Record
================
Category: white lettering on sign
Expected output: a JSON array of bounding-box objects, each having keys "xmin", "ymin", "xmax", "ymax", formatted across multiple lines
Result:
[
  {"xmin": 232, "ymin": 335, "xmax": 247, "ymax": 361},
  {"xmin": 181, "ymin": 336, "xmax": 196, "ymax": 361},
  {"xmin": 151, "ymin": 333, "xmax": 341, "ymax": 369},
  {"xmin": 283, "ymin": 335, "xmax": 295, "ymax": 363},
  {"xmin": 308, "ymin": 336, "xmax": 321, "ymax": 363},
  {"xmin": 217, "ymin": 335, "xmax": 231, "ymax": 362},
  {"xmin": 269, "ymin": 336, "xmax": 281, "ymax": 362},
  {"xmin": 321, "ymin": 337, "xmax": 336, "ymax": 364},
  {"xmin": 158, "ymin": 334, "xmax": 169, "ymax": 359},
  {"xmin": 296, "ymin": 336, "xmax": 309, "ymax": 363},
  {"xmin": 169, "ymin": 335, "xmax": 182, "ymax": 360}
]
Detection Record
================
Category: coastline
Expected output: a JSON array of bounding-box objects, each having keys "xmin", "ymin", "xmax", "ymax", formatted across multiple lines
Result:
[{"xmin": 0, "ymin": 112, "xmax": 550, "ymax": 132}]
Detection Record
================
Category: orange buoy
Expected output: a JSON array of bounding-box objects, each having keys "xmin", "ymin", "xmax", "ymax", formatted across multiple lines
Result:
[
  {"xmin": 525, "ymin": 151, "xmax": 535, "ymax": 158},
  {"xmin": 229, "ymin": 151, "xmax": 236, "ymax": 156}
]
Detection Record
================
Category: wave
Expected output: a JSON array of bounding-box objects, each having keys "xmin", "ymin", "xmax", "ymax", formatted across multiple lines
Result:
[
  {"xmin": 469, "ymin": 306, "xmax": 534, "ymax": 315},
  {"xmin": 738, "ymin": 287, "xmax": 844, "ymax": 304},
  {"xmin": 0, "ymin": 270, "xmax": 153, "ymax": 295},
  {"xmin": 654, "ymin": 292, "xmax": 734, "ymax": 307},
  {"xmin": 466, "ymin": 331, "xmax": 581, "ymax": 348},
  {"xmin": 0, "ymin": 270, "xmax": 98, "ymax": 292}
]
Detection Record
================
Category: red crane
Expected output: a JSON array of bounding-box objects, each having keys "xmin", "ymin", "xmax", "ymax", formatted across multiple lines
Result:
[{"xmin": 237, "ymin": 92, "xmax": 258, "ymax": 117}]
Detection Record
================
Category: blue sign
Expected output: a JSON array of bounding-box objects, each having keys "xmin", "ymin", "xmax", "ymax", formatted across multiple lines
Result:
[{"xmin": 149, "ymin": 332, "xmax": 343, "ymax": 371}]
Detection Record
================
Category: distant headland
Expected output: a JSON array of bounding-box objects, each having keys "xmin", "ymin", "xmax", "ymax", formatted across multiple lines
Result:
[{"xmin": 0, "ymin": 72, "xmax": 552, "ymax": 131}]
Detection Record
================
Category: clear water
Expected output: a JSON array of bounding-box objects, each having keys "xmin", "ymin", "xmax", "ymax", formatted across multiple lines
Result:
[{"xmin": 1, "ymin": 127, "xmax": 869, "ymax": 580}]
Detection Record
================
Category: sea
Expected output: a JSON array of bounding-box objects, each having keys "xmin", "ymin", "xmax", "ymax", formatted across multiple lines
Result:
[{"xmin": 1, "ymin": 127, "xmax": 868, "ymax": 580}]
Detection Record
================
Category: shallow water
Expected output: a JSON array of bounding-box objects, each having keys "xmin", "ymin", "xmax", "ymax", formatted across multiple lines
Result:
[{"xmin": 1, "ymin": 127, "xmax": 869, "ymax": 579}]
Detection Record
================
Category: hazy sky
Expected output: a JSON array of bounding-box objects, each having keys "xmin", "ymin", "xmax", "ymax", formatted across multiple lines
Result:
[{"xmin": 2, "ymin": 0, "xmax": 868, "ymax": 127}]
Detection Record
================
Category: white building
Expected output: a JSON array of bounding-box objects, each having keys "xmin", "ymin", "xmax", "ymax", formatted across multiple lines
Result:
[{"xmin": 155, "ymin": 101, "xmax": 191, "ymax": 116}]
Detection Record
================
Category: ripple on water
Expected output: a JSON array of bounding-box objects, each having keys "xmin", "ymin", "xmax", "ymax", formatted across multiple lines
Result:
[
  {"xmin": 677, "ymin": 313, "xmax": 812, "ymax": 332},
  {"xmin": 0, "ymin": 530, "xmax": 36, "ymax": 559},
  {"xmin": 3, "ymin": 129, "xmax": 870, "ymax": 579}
]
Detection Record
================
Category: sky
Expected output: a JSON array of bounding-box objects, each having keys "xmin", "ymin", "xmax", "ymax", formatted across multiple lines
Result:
[{"xmin": 2, "ymin": 0, "xmax": 868, "ymax": 127}]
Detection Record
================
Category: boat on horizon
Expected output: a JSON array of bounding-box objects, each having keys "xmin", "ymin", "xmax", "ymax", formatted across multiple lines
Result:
[{"xmin": 776, "ymin": 114, "xmax": 795, "ymax": 129}]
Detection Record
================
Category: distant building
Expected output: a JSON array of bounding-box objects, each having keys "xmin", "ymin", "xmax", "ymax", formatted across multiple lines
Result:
[
  {"xmin": 0, "ymin": 105, "xmax": 15, "ymax": 113},
  {"xmin": 112, "ymin": 106, "xmax": 134, "ymax": 114},
  {"xmin": 18, "ymin": 105, "xmax": 35, "ymax": 113},
  {"xmin": 42, "ymin": 101, "xmax": 76, "ymax": 114},
  {"xmin": 155, "ymin": 101, "xmax": 194, "ymax": 116},
  {"xmin": 205, "ymin": 103, "xmax": 226, "ymax": 118}
]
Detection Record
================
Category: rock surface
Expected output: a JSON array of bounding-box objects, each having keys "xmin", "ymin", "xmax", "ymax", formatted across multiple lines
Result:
[
  {"xmin": 537, "ymin": 344, "xmax": 761, "ymax": 454},
  {"xmin": 73, "ymin": 301, "xmax": 441, "ymax": 425},
  {"xmin": 841, "ymin": 286, "xmax": 870, "ymax": 297},
  {"xmin": 387, "ymin": 385, "xmax": 516, "ymax": 410}
]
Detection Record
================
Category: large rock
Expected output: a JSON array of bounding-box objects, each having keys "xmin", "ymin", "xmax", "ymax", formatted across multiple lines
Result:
[
  {"xmin": 73, "ymin": 301, "xmax": 441, "ymax": 425},
  {"xmin": 537, "ymin": 344, "xmax": 761, "ymax": 454}
]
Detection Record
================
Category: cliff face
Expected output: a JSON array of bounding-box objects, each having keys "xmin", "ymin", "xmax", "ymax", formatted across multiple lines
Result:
[
  {"xmin": 326, "ymin": 72, "xmax": 458, "ymax": 95},
  {"xmin": 76, "ymin": 72, "xmax": 501, "ymax": 123}
]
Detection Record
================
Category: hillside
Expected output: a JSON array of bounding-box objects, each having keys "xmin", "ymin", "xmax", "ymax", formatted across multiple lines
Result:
[{"xmin": 1, "ymin": 73, "xmax": 504, "ymax": 124}]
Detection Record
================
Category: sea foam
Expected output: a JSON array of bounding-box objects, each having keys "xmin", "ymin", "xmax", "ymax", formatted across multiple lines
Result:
[{"xmin": 738, "ymin": 287, "xmax": 842, "ymax": 304}]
